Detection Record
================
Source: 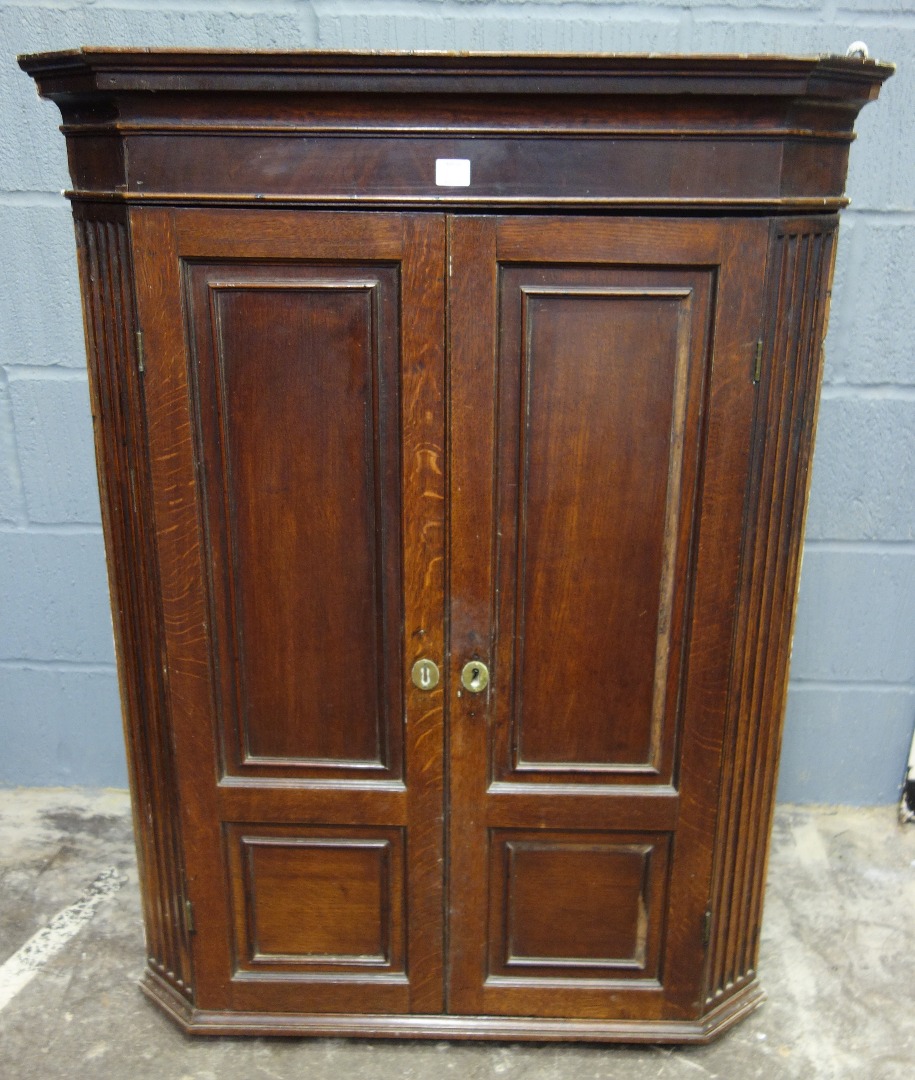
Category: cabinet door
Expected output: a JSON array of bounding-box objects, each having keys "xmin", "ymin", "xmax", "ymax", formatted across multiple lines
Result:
[
  {"xmin": 447, "ymin": 216, "xmax": 769, "ymax": 1021},
  {"xmin": 131, "ymin": 209, "xmax": 446, "ymax": 1016}
]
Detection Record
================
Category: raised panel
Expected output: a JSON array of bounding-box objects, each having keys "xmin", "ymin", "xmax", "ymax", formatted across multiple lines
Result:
[
  {"xmin": 494, "ymin": 268, "xmax": 713, "ymax": 782},
  {"xmin": 185, "ymin": 263, "xmax": 404, "ymax": 778},
  {"xmin": 487, "ymin": 830, "xmax": 670, "ymax": 982},
  {"xmin": 227, "ymin": 824, "xmax": 405, "ymax": 976}
]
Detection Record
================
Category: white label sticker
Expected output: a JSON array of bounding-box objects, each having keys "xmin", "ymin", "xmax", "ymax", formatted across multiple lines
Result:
[{"xmin": 435, "ymin": 158, "xmax": 471, "ymax": 187}]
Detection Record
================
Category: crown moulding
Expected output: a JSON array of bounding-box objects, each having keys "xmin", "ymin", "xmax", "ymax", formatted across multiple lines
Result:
[{"xmin": 19, "ymin": 49, "xmax": 893, "ymax": 211}]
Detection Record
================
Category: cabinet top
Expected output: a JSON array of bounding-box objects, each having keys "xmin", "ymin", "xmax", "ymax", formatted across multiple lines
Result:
[
  {"xmin": 19, "ymin": 50, "xmax": 893, "ymax": 212},
  {"xmin": 19, "ymin": 48, "xmax": 893, "ymax": 101}
]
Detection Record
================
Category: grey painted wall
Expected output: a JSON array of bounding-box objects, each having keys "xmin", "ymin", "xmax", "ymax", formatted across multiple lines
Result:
[{"xmin": 1, "ymin": 0, "xmax": 913, "ymax": 803}]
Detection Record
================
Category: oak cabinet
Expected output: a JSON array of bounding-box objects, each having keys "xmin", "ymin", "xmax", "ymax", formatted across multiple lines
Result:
[{"xmin": 21, "ymin": 50, "xmax": 890, "ymax": 1043}]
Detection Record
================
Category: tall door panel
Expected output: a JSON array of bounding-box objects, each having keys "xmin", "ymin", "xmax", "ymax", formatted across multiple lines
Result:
[
  {"xmin": 131, "ymin": 209, "xmax": 446, "ymax": 1015},
  {"xmin": 447, "ymin": 216, "xmax": 770, "ymax": 1021}
]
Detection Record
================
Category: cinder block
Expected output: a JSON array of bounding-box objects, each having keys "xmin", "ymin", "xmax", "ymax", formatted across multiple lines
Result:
[
  {"xmin": 806, "ymin": 397, "xmax": 915, "ymax": 541},
  {"xmin": 0, "ymin": 377, "xmax": 24, "ymax": 523},
  {"xmin": 316, "ymin": 8, "xmax": 681, "ymax": 53},
  {"xmin": 825, "ymin": 220, "xmax": 915, "ymax": 385},
  {"xmin": 777, "ymin": 686, "xmax": 915, "ymax": 804},
  {"xmin": 790, "ymin": 550, "xmax": 915, "ymax": 683},
  {"xmin": 0, "ymin": 531, "xmax": 114, "ymax": 663},
  {"xmin": 683, "ymin": 17, "xmax": 829, "ymax": 56},
  {"xmin": 380, "ymin": 0, "xmax": 818, "ymax": 6},
  {"xmin": 702, "ymin": 0, "xmax": 820, "ymax": 6},
  {"xmin": 7, "ymin": 373, "xmax": 101, "ymax": 524},
  {"xmin": 0, "ymin": 665, "xmax": 125, "ymax": 787},
  {"xmin": 1, "ymin": 7, "xmax": 70, "ymax": 193},
  {"xmin": 0, "ymin": 205, "xmax": 84, "ymax": 368}
]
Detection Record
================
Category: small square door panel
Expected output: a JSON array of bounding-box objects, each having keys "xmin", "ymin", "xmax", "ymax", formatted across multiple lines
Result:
[
  {"xmin": 227, "ymin": 824, "xmax": 405, "ymax": 975},
  {"xmin": 488, "ymin": 830, "xmax": 669, "ymax": 982}
]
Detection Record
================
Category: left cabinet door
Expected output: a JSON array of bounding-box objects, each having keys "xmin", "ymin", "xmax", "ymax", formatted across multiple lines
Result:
[{"xmin": 130, "ymin": 208, "xmax": 447, "ymax": 1017}]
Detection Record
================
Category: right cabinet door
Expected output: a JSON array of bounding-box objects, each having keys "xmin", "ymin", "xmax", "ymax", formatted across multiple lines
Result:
[{"xmin": 447, "ymin": 216, "xmax": 770, "ymax": 1022}]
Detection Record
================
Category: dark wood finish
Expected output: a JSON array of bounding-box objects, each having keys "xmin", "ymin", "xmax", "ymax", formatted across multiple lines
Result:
[
  {"xmin": 494, "ymin": 263, "xmax": 705, "ymax": 775},
  {"xmin": 226, "ymin": 825, "xmax": 404, "ymax": 971},
  {"xmin": 446, "ymin": 216, "xmax": 769, "ymax": 1022},
  {"xmin": 488, "ymin": 832, "xmax": 668, "ymax": 976},
  {"xmin": 706, "ymin": 217, "xmax": 839, "ymax": 1006},
  {"xmin": 130, "ymin": 208, "xmax": 445, "ymax": 1016},
  {"xmin": 73, "ymin": 203, "xmax": 192, "ymax": 1003},
  {"xmin": 140, "ymin": 969, "xmax": 765, "ymax": 1042},
  {"xmin": 20, "ymin": 50, "xmax": 891, "ymax": 211},
  {"xmin": 21, "ymin": 49, "xmax": 890, "ymax": 1043},
  {"xmin": 185, "ymin": 257, "xmax": 404, "ymax": 774}
]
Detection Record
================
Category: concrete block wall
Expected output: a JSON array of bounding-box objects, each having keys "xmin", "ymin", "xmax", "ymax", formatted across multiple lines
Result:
[{"xmin": 1, "ymin": 0, "xmax": 912, "ymax": 802}]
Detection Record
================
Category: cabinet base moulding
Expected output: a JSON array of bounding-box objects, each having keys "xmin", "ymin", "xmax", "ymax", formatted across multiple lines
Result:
[{"xmin": 140, "ymin": 969, "xmax": 766, "ymax": 1044}]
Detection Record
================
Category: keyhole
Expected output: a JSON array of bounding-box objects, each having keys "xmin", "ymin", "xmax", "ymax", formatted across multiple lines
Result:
[
  {"xmin": 460, "ymin": 660, "xmax": 489, "ymax": 693},
  {"xmin": 411, "ymin": 658, "xmax": 439, "ymax": 690}
]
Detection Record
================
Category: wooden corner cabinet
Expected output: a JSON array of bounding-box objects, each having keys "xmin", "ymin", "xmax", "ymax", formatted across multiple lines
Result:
[{"xmin": 21, "ymin": 49, "xmax": 890, "ymax": 1043}]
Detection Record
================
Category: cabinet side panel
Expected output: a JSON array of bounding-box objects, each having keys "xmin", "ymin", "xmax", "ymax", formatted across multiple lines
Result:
[
  {"xmin": 707, "ymin": 218, "xmax": 837, "ymax": 1004},
  {"xmin": 73, "ymin": 203, "xmax": 192, "ymax": 1001}
]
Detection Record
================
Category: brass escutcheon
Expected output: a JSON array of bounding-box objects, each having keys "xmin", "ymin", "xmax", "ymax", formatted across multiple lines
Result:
[
  {"xmin": 460, "ymin": 660, "xmax": 490, "ymax": 693},
  {"xmin": 411, "ymin": 658, "xmax": 440, "ymax": 691}
]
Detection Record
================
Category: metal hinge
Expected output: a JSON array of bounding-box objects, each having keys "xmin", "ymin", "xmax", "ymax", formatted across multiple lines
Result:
[
  {"xmin": 135, "ymin": 329, "xmax": 145, "ymax": 375},
  {"xmin": 702, "ymin": 909, "xmax": 712, "ymax": 947},
  {"xmin": 184, "ymin": 899, "xmax": 196, "ymax": 934},
  {"xmin": 752, "ymin": 339, "xmax": 763, "ymax": 385}
]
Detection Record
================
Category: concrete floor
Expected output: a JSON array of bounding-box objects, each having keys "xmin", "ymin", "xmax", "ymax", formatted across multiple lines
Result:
[{"xmin": 0, "ymin": 791, "xmax": 912, "ymax": 1080}]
